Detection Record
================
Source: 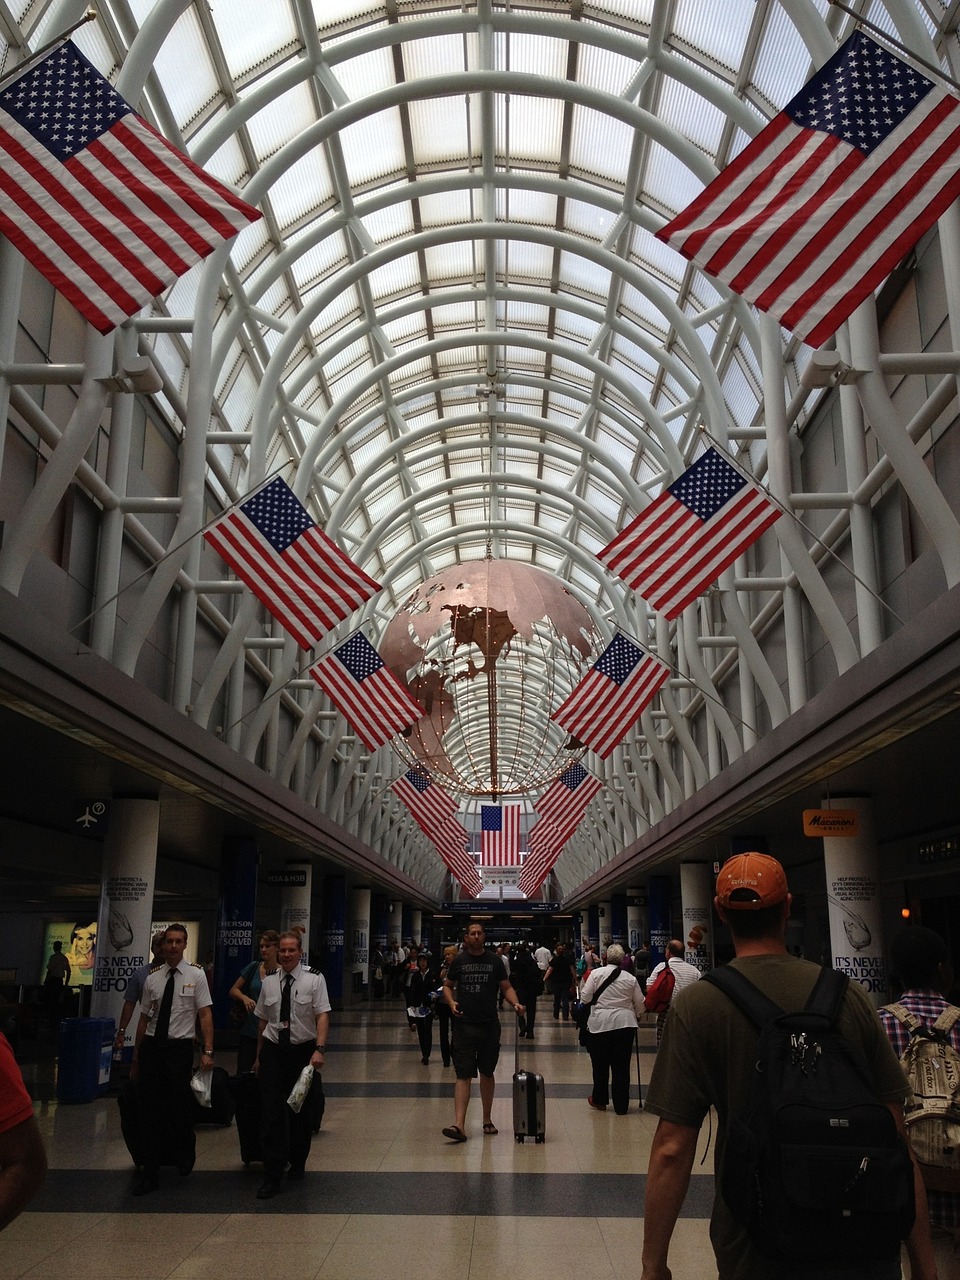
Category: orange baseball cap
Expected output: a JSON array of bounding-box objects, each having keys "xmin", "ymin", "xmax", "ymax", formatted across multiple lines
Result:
[{"xmin": 716, "ymin": 852, "xmax": 788, "ymax": 910}]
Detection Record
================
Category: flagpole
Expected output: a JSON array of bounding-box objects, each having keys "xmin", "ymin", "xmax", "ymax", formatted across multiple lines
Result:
[
  {"xmin": 697, "ymin": 432, "xmax": 906, "ymax": 628},
  {"xmin": 0, "ymin": 9, "xmax": 98, "ymax": 92},
  {"xmin": 826, "ymin": 0, "xmax": 960, "ymax": 96},
  {"xmin": 69, "ymin": 460, "xmax": 295, "ymax": 638}
]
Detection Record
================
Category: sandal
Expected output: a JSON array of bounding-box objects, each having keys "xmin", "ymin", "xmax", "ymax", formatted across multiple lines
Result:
[
  {"xmin": 442, "ymin": 1125, "xmax": 467, "ymax": 1142},
  {"xmin": 482, "ymin": 1122, "xmax": 498, "ymax": 1135}
]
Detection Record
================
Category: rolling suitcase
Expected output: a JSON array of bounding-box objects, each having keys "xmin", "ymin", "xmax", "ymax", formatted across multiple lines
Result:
[
  {"xmin": 230, "ymin": 1071, "xmax": 263, "ymax": 1165},
  {"xmin": 512, "ymin": 1017, "xmax": 545, "ymax": 1143}
]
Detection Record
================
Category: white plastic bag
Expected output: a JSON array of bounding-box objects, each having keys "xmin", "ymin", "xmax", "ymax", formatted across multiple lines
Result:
[
  {"xmin": 190, "ymin": 1067, "xmax": 213, "ymax": 1108},
  {"xmin": 287, "ymin": 1063, "xmax": 314, "ymax": 1113}
]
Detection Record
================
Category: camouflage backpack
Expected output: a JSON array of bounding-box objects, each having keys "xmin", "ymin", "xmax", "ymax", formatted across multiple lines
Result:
[{"xmin": 883, "ymin": 1003, "xmax": 960, "ymax": 1192}]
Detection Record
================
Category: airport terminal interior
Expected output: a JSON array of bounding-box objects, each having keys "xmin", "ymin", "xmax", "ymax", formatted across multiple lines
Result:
[{"xmin": 2, "ymin": 0, "xmax": 960, "ymax": 1275}]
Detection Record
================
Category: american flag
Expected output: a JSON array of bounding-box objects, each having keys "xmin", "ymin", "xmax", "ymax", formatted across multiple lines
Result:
[
  {"xmin": 204, "ymin": 477, "xmax": 381, "ymax": 650},
  {"xmin": 480, "ymin": 804, "xmax": 521, "ymax": 866},
  {"xmin": 0, "ymin": 41, "xmax": 260, "ymax": 333},
  {"xmin": 393, "ymin": 769, "xmax": 459, "ymax": 833},
  {"xmin": 598, "ymin": 448, "xmax": 780, "ymax": 619},
  {"xmin": 535, "ymin": 763, "xmax": 602, "ymax": 832},
  {"xmin": 432, "ymin": 819, "xmax": 482, "ymax": 896},
  {"xmin": 551, "ymin": 632, "xmax": 670, "ymax": 758},
  {"xmin": 656, "ymin": 31, "xmax": 960, "ymax": 348},
  {"xmin": 519, "ymin": 821, "xmax": 565, "ymax": 896},
  {"xmin": 310, "ymin": 632, "xmax": 425, "ymax": 751}
]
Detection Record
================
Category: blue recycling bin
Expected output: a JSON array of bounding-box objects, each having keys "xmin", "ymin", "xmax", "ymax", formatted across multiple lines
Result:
[{"xmin": 57, "ymin": 1017, "xmax": 115, "ymax": 1103}]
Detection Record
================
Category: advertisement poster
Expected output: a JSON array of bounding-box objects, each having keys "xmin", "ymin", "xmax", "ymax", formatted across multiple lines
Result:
[{"xmin": 42, "ymin": 921, "xmax": 97, "ymax": 986}]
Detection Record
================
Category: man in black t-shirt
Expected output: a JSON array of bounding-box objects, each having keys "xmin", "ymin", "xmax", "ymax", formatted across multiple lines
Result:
[{"xmin": 441, "ymin": 923, "xmax": 524, "ymax": 1142}]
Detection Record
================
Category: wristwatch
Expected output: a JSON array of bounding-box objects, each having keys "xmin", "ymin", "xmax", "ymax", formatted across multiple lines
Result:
[{"xmin": 315, "ymin": 1044, "xmax": 325, "ymax": 1052}]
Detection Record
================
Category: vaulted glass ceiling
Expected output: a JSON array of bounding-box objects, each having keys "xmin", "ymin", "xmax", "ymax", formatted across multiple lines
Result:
[{"xmin": 1, "ymin": 0, "xmax": 955, "ymax": 899}]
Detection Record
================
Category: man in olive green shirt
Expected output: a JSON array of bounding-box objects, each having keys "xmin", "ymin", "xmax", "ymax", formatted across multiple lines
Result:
[{"xmin": 640, "ymin": 852, "xmax": 936, "ymax": 1280}]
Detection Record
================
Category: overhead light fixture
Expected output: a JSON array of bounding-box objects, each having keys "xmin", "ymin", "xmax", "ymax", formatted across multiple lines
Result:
[
  {"xmin": 799, "ymin": 350, "xmax": 866, "ymax": 390},
  {"xmin": 99, "ymin": 356, "xmax": 163, "ymax": 395}
]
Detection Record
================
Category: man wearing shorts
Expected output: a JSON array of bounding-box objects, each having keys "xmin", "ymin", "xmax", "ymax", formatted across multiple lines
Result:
[{"xmin": 441, "ymin": 923, "xmax": 524, "ymax": 1142}]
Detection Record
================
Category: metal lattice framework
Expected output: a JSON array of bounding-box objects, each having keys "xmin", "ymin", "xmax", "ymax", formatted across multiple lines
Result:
[{"xmin": 1, "ymin": 0, "xmax": 959, "ymax": 901}]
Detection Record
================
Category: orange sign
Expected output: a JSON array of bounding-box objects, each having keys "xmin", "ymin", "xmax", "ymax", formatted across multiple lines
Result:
[{"xmin": 803, "ymin": 809, "xmax": 860, "ymax": 837}]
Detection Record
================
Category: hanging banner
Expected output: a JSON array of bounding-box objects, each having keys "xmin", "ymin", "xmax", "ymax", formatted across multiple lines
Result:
[
  {"xmin": 212, "ymin": 837, "xmax": 259, "ymax": 1028},
  {"xmin": 610, "ymin": 893, "xmax": 627, "ymax": 947},
  {"xmin": 321, "ymin": 874, "xmax": 346, "ymax": 1005},
  {"xmin": 647, "ymin": 875, "xmax": 673, "ymax": 968},
  {"xmin": 348, "ymin": 887, "xmax": 371, "ymax": 999},
  {"xmin": 626, "ymin": 889, "xmax": 645, "ymax": 953}
]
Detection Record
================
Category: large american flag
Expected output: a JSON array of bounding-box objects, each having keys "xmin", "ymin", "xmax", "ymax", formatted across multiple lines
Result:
[
  {"xmin": 598, "ymin": 448, "xmax": 780, "ymax": 619},
  {"xmin": 204, "ymin": 478, "xmax": 381, "ymax": 650},
  {"xmin": 0, "ymin": 41, "xmax": 260, "ymax": 333},
  {"xmin": 535, "ymin": 763, "xmax": 602, "ymax": 832},
  {"xmin": 310, "ymin": 632, "xmax": 425, "ymax": 751},
  {"xmin": 393, "ymin": 769, "xmax": 459, "ymax": 833},
  {"xmin": 551, "ymin": 632, "xmax": 669, "ymax": 758},
  {"xmin": 656, "ymin": 31, "xmax": 960, "ymax": 348},
  {"xmin": 480, "ymin": 804, "xmax": 521, "ymax": 866},
  {"xmin": 432, "ymin": 818, "xmax": 482, "ymax": 896}
]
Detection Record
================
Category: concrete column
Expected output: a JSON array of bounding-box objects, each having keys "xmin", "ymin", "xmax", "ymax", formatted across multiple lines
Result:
[
  {"xmin": 90, "ymin": 799, "xmax": 159, "ymax": 1044},
  {"xmin": 680, "ymin": 862, "xmax": 714, "ymax": 974},
  {"xmin": 626, "ymin": 888, "xmax": 645, "ymax": 953},
  {"xmin": 821, "ymin": 797, "xmax": 887, "ymax": 1004},
  {"xmin": 280, "ymin": 861, "xmax": 312, "ymax": 960},
  {"xmin": 347, "ymin": 887, "xmax": 371, "ymax": 1002}
]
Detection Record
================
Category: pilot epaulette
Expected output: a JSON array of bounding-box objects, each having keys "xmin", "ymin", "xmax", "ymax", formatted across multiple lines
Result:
[
  {"xmin": 148, "ymin": 961, "xmax": 165, "ymax": 972},
  {"xmin": 305, "ymin": 965, "xmax": 322, "ymax": 975}
]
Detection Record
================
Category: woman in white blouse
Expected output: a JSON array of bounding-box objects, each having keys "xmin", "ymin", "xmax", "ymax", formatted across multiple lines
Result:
[{"xmin": 579, "ymin": 943, "xmax": 646, "ymax": 1114}]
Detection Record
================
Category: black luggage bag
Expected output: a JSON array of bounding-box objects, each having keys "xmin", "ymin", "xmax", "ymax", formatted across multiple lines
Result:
[
  {"xmin": 512, "ymin": 1018, "xmax": 546, "ymax": 1143},
  {"xmin": 230, "ymin": 1071, "xmax": 263, "ymax": 1165}
]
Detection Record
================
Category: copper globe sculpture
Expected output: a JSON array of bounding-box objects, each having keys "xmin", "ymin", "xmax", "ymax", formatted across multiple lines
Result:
[{"xmin": 380, "ymin": 560, "xmax": 597, "ymax": 798}]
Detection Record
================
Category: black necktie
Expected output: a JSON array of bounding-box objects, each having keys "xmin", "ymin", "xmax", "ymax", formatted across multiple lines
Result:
[
  {"xmin": 154, "ymin": 968, "xmax": 175, "ymax": 1042},
  {"xmin": 279, "ymin": 974, "xmax": 292, "ymax": 1047}
]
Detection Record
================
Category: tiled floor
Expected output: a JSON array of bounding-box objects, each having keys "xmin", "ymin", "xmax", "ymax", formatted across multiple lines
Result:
[{"xmin": 3, "ymin": 1006, "xmax": 718, "ymax": 1278}]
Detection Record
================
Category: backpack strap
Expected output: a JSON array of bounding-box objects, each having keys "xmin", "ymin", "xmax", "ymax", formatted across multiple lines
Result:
[
  {"xmin": 801, "ymin": 964, "xmax": 849, "ymax": 1022},
  {"xmin": 703, "ymin": 963, "xmax": 848, "ymax": 1028},
  {"xmin": 932, "ymin": 1006, "xmax": 960, "ymax": 1036},
  {"xmin": 702, "ymin": 964, "xmax": 785, "ymax": 1027},
  {"xmin": 882, "ymin": 1003, "xmax": 923, "ymax": 1036}
]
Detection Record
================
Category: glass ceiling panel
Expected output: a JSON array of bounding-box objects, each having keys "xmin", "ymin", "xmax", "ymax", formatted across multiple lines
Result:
[
  {"xmin": 35, "ymin": 0, "xmax": 939, "ymax": 897},
  {"xmin": 216, "ymin": 0, "xmax": 300, "ymax": 81}
]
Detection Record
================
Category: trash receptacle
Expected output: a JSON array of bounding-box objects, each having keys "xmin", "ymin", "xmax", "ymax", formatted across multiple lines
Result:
[{"xmin": 57, "ymin": 1017, "xmax": 115, "ymax": 1103}]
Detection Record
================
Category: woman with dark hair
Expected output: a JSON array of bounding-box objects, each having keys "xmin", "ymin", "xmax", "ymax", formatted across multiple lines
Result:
[{"xmin": 229, "ymin": 930, "xmax": 280, "ymax": 1074}]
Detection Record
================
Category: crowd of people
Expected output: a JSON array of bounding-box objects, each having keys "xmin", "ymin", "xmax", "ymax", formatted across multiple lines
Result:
[{"xmin": 4, "ymin": 859, "xmax": 959, "ymax": 1280}]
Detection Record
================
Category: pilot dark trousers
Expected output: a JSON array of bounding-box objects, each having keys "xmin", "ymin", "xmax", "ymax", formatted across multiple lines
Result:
[{"xmin": 258, "ymin": 1038, "xmax": 314, "ymax": 1178}]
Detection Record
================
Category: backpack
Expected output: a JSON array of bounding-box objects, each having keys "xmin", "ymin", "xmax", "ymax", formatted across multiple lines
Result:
[
  {"xmin": 703, "ymin": 964, "xmax": 915, "ymax": 1266},
  {"xmin": 882, "ymin": 1002, "xmax": 960, "ymax": 1192},
  {"xmin": 643, "ymin": 960, "xmax": 676, "ymax": 1014}
]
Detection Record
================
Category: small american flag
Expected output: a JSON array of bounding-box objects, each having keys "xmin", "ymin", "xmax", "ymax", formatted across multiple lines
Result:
[
  {"xmin": 0, "ymin": 41, "xmax": 260, "ymax": 333},
  {"xmin": 519, "ymin": 821, "xmax": 565, "ymax": 896},
  {"xmin": 393, "ymin": 769, "xmax": 459, "ymax": 833},
  {"xmin": 204, "ymin": 478, "xmax": 380, "ymax": 650},
  {"xmin": 310, "ymin": 632, "xmax": 425, "ymax": 751},
  {"xmin": 535, "ymin": 763, "xmax": 602, "ymax": 832},
  {"xmin": 432, "ymin": 819, "xmax": 482, "ymax": 896},
  {"xmin": 551, "ymin": 632, "xmax": 669, "ymax": 759},
  {"xmin": 480, "ymin": 804, "xmax": 521, "ymax": 866},
  {"xmin": 598, "ymin": 448, "xmax": 780, "ymax": 619},
  {"xmin": 657, "ymin": 31, "xmax": 960, "ymax": 348}
]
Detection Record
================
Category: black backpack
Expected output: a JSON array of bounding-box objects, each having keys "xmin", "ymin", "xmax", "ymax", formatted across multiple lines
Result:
[{"xmin": 703, "ymin": 964, "xmax": 915, "ymax": 1266}]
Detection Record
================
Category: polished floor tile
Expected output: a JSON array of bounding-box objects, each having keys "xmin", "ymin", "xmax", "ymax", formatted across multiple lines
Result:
[{"xmin": 4, "ymin": 1006, "xmax": 720, "ymax": 1280}]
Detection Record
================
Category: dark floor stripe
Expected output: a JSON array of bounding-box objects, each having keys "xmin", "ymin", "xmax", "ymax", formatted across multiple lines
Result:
[{"xmin": 28, "ymin": 1169, "xmax": 713, "ymax": 1217}]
